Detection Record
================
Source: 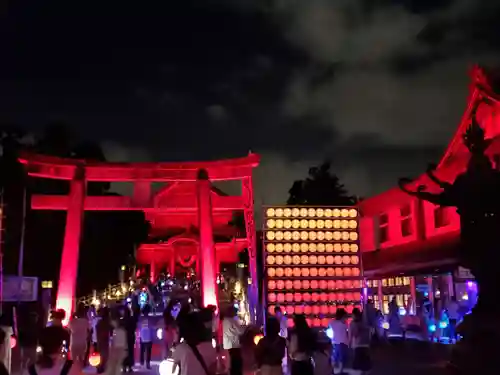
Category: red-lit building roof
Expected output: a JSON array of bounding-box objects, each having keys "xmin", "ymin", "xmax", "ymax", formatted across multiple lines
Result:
[{"xmin": 358, "ymin": 66, "xmax": 500, "ymax": 277}]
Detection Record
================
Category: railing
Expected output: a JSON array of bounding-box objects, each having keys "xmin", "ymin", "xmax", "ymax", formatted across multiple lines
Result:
[{"xmin": 78, "ymin": 282, "xmax": 132, "ymax": 306}]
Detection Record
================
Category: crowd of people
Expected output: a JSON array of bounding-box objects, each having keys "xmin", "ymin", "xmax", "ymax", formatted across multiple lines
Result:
[
  {"xmin": 0, "ymin": 298, "xmax": 379, "ymax": 375},
  {"xmin": 260, "ymin": 306, "xmax": 373, "ymax": 375}
]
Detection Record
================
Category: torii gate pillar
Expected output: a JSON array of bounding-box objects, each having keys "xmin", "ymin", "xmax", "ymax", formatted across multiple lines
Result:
[
  {"xmin": 196, "ymin": 169, "xmax": 218, "ymax": 309},
  {"xmin": 56, "ymin": 166, "xmax": 86, "ymax": 323}
]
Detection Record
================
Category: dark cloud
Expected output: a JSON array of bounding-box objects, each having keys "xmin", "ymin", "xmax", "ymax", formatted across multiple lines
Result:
[{"xmin": 1, "ymin": 0, "xmax": 500, "ymax": 209}]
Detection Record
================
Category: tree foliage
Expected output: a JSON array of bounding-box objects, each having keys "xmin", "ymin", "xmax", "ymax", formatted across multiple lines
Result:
[
  {"xmin": 0, "ymin": 122, "xmax": 149, "ymax": 296},
  {"xmin": 287, "ymin": 161, "xmax": 356, "ymax": 206}
]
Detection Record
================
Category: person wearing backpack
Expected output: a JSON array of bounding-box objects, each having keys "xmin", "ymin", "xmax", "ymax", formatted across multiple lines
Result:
[{"xmin": 172, "ymin": 312, "xmax": 217, "ymax": 375}]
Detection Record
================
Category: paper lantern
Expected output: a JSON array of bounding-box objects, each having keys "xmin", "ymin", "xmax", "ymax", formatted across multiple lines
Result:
[
  {"xmin": 294, "ymin": 305, "xmax": 304, "ymax": 314},
  {"xmin": 89, "ymin": 352, "xmax": 101, "ymax": 367},
  {"xmin": 267, "ymin": 268, "xmax": 276, "ymax": 277},
  {"xmin": 160, "ymin": 359, "xmax": 180, "ymax": 375},
  {"xmin": 10, "ymin": 336, "xmax": 16, "ymax": 349},
  {"xmin": 264, "ymin": 205, "xmax": 361, "ymax": 319},
  {"xmin": 268, "ymin": 306, "xmax": 275, "ymax": 314},
  {"xmin": 268, "ymin": 293, "xmax": 276, "ymax": 303}
]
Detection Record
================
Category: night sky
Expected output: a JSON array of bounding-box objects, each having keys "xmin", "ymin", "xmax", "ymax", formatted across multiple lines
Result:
[{"xmin": 2, "ymin": 0, "xmax": 500, "ymax": 205}]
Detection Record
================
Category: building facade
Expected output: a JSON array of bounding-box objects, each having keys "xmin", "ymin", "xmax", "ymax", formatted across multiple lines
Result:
[{"xmin": 358, "ymin": 66, "xmax": 499, "ymax": 315}]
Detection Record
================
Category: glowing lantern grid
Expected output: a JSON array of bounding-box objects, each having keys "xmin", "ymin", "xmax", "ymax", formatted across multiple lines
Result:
[{"xmin": 263, "ymin": 206, "xmax": 362, "ymax": 328}]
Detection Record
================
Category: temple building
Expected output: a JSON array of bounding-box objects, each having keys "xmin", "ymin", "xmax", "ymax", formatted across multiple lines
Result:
[
  {"xmin": 136, "ymin": 183, "xmax": 248, "ymax": 280},
  {"xmin": 358, "ymin": 66, "xmax": 497, "ymax": 314}
]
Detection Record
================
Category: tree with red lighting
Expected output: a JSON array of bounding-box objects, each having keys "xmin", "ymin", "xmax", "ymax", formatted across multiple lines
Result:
[{"xmin": 399, "ymin": 106, "xmax": 500, "ymax": 374}]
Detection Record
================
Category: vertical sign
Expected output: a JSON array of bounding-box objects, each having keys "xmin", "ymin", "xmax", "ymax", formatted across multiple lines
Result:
[{"xmin": 263, "ymin": 206, "xmax": 362, "ymax": 328}]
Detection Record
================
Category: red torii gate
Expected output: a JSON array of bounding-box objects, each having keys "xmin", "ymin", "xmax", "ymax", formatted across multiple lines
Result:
[{"xmin": 19, "ymin": 152, "xmax": 260, "ymax": 323}]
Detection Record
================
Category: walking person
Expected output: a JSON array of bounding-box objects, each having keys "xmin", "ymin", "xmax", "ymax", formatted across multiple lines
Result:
[
  {"xmin": 95, "ymin": 308, "xmax": 112, "ymax": 374},
  {"xmin": 122, "ymin": 308, "xmax": 138, "ymax": 372},
  {"xmin": 107, "ymin": 315, "xmax": 128, "ymax": 375},
  {"xmin": 138, "ymin": 308, "xmax": 153, "ymax": 369},
  {"xmin": 255, "ymin": 317, "xmax": 286, "ymax": 375},
  {"xmin": 222, "ymin": 306, "xmax": 243, "ymax": 375},
  {"xmin": 172, "ymin": 312, "xmax": 217, "ymax": 375},
  {"xmin": 0, "ymin": 329, "xmax": 10, "ymax": 375},
  {"xmin": 329, "ymin": 308, "xmax": 349, "ymax": 375},
  {"xmin": 24, "ymin": 326, "xmax": 82, "ymax": 375},
  {"xmin": 162, "ymin": 304, "xmax": 179, "ymax": 358},
  {"xmin": 68, "ymin": 304, "xmax": 90, "ymax": 366},
  {"xmin": 446, "ymin": 296, "xmax": 460, "ymax": 343},
  {"xmin": 349, "ymin": 308, "xmax": 372, "ymax": 375},
  {"xmin": 288, "ymin": 314, "xmax": 315, "ymax": 375}
]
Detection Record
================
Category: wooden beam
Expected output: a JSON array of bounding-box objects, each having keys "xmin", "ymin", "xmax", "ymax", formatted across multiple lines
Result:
[{"xmin": 31, "ymin": 194, "xmax": 245, "ymax": 211}]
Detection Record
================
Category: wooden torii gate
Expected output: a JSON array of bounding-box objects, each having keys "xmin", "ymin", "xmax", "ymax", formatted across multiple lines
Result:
[{"xmin": 19, "ymin": 152, "xmax": 260, "ymax": 323}]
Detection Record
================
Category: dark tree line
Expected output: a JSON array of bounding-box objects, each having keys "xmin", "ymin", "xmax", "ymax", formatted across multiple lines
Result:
[
  {"xmin": 287, "ymin": 161, "xmax": 356, "ymax": 206},
  {"xmin": 0, "ymin": 122, "xmax": 148, "ymax": 297}
]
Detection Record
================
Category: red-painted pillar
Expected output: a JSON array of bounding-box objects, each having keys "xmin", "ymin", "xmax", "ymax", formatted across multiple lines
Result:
[
  {"xmin": 242, "ymin": 176, "xmax": 259, "ymax": 324},
  {"xmin": 56, "ymin": 166, "xmax": 86, "ymax": 324},
  {"xmin": 196, "ymin": 169, "xmax": 218, "ymax": 309}
]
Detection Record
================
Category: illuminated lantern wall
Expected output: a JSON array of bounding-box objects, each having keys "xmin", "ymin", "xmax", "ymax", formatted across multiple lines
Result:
[{"xmin": 263, "ymin": 206, "xmax": 362, "ymax": 328}]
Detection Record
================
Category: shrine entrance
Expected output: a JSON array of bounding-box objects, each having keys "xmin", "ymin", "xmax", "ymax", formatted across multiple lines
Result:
[{"xmin": 19, "ymin": 152, "xmax": 260, "ymax": 323}]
